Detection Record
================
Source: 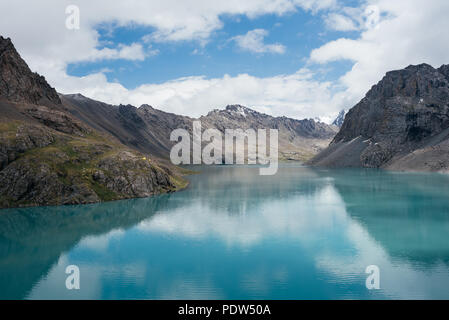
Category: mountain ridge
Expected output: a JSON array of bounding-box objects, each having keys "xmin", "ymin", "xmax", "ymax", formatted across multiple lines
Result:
[
  {"xmin": 0, "ymin": 36, "xmax": 186, "ymax": 209},
  {"xmin": 0, "ymin": 36, "xmax": 61, "ymax": 106},
  {"xmin": 310, "ymin": 63, "xmax": 449, "ymax": 172},
  {"xmin": 62, "ymin": 96, "xmax": 338, "ymax": 162}
]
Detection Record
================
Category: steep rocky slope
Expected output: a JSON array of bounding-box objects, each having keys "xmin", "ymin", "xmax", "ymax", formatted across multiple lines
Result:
[
  {"xmin": 0, "ymin": 36, "xmax": 185, "ymax": 208},
  {"xmin": 200, "ymin": 105, "xmax": 338, "ymax": 161},
  {"xmin": 61, "ymin": 94, "xmax": 193, "ymax": 159},
  {"xmin": 0, "ymin": 37, "xmax": 60, "ymax": 106},
  {"xmin": 310, "ymin": 64, "xmax": 449, "ymax": 172}
]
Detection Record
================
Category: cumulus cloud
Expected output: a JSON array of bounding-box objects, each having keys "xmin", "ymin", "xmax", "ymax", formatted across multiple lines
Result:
[
  {"xmin": 89, "ymin": 43, "xmax": 148, "ymax": 62},
  {"xmin": 231, "ymin": 29, "xmax": 286, "ymax": 54},
  {"xmin": 55, "ymin": 68, "xmax": 341, "ymax": 120},
  {"xmin": 0, "ymin": 0, "xmax": 333, "ymax": 68}
]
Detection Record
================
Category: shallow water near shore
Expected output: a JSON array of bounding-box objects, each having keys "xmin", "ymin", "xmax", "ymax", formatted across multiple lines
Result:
[{"xmin": 1, "ymin": 164, "xmax": 449, "ymax": 299}]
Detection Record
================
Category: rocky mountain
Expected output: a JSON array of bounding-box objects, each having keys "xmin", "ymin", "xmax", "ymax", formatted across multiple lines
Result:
[
  {"xmin": 200, "ymin": 105, "xmax": 338, "ymax": 161},
  {"xmin": 0, "ymin": 37, "xmax": 60, "ymax": 106},
  {"xmin": 310, "ymin": 63, "xmax": 449, "ymax": 172},
  {"xmin": 0, "ymin": 36, "xmax": 186, "ymax": 209},
  {"xmin": 332, "ymin": 110, "xmax": 346, "ymax": 127},
  {"xmin": 61, "ymin": 94, "xmax": 193, "ymax": 159},
  {"xmin": 62, "ymin": 96, "xmax": 338, "ymax": 162}
]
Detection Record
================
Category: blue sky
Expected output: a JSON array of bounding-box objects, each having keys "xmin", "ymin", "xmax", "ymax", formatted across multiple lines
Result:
[
  {"xmin": 67, "ymin": 8, "xmax": 359, "ymax": 89},
  {"xmin": 2, "ymin": 0, "xmax": 448, "ymax": 121}
]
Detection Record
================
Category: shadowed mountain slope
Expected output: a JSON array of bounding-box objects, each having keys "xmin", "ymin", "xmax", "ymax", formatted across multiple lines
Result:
[{"xmin": 310, "ymin": 63, "xmax": 449, "ymax": 172}]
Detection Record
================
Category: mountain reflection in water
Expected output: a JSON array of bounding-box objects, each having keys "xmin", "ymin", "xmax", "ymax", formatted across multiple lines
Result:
[{"xmin": 1, "ymin": 164, "xmax": 449, "ymax": 299}]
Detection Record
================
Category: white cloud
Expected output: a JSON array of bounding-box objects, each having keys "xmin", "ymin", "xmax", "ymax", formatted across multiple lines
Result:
[
  {"xmin": 55, "ymin": 68, "xmax": 342, "ymax": 120},
  {"xmin": 323, "ymin": 7, "xmax": 368, "ymax": 32},
  {"xmin": 1, "ymin": 0, "xmax": 449, "ymax": 122},
  {"xmin": 0, "ymin": 0, "xmax": 333, "ymax": 68},
  {"xmin": 89, "ymin": 43, "xmax": 148, "ymax": 61},
  {"xmin": 325, "ymin": 13, "xmax": 358, "ymax": 31},
  {"xmin": 311, "ymin": 0, "xmax": 449, "ymax": 105},
  {"xmin": 0, "ymin": 0, "xmax": 338, "ymax": 120},
  {"xmin": 115, "ymin": 43, "xmax": 147, "ymax": 60},
  {"xmin": 231, "ymin": 29, "xmax": 286, "ymax": 54},
  {"xmin": 297, "ymin": 0, "xmax": 338, "ymax": 13}
]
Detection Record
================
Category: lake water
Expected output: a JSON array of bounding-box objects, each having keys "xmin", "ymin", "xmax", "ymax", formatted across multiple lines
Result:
[{"xmin": 1, "ymin": 164, "xmax": 449, "ymax": 300}]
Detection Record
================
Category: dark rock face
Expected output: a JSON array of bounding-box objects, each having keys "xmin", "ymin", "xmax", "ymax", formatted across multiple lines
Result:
[
  {"xmin": 94, "ymin": 151, "xmax": 173, "ymax": 197},
  {"xmin": 0, "ymin": 158, "xmax": 100, "ymax": 207},
  {"xmin": 0, "ymin": 123, "xmax": 55, "ymax": 170},
  {"xmin": 0, "ymin": 148, "xmax": 176, "ymax": 208},
  {"xmin": 118, "ymin": 104, "xmax": 146, "ymax": 129},
  {"xmin": 334, "ymin": 64, "xmax": 449, "ymax": 144},
  {"xmin": 0, "ymin": 36, "xmax": 61, "ymax": 105},
  {"xmin": 311, "ymin": 64, "xmax": 449, "ymax": 171}
]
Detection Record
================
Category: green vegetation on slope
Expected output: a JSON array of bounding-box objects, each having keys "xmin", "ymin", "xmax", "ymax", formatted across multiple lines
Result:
[{"xmin": 0, "ymin": 121, "xmax": 188, "ymax": 208}]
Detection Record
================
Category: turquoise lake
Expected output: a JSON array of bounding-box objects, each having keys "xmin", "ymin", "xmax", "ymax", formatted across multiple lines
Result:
[{"xmin": 1, "ymin": 164, "xmax": 449, "ymax": 300}]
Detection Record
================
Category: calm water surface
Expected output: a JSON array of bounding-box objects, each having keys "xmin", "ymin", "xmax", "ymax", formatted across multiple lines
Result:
[{"xmin": 1, "ymin": 164, "xmax": 449, "ymax": 299}]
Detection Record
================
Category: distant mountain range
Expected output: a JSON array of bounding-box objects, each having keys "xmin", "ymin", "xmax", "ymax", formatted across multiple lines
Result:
[
  {"xmin": 310, "ymin": 63, "xmax": 449, "ymax": 172},
  {"xmin": 62, "ymin": 95, "xmax": 339, "ymax": 163}
]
